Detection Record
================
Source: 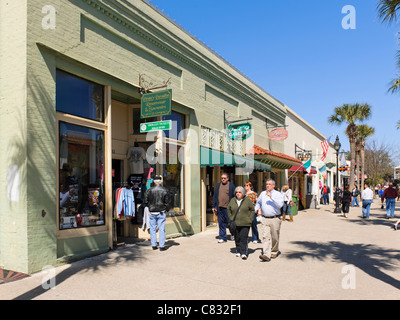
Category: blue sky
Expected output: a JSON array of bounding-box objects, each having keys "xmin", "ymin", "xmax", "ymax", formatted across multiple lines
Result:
[{"xmin": 150, "ymin": 0, "xmax": 400, "ymax": 161}]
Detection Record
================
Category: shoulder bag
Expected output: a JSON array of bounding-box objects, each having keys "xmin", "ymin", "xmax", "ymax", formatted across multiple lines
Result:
[{"xmin": 227, "ymin": 199, "xmax": 244, "ymax": 235}]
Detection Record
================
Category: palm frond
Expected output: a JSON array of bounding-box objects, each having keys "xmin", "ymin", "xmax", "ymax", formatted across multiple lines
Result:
[{"xmin": 377, "ymin": 0, "xmax": 400, "ymax": 24}]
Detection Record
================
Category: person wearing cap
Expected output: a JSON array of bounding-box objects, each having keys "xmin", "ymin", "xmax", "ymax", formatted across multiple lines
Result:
[{"xmin": 144, "ymin": 175, "xmax": 171, "ymax": 251}]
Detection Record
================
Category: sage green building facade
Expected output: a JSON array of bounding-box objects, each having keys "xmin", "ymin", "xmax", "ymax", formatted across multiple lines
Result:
[{"xmin": 0, "ymin": 0, "xmax": 290, "ymax": 274}]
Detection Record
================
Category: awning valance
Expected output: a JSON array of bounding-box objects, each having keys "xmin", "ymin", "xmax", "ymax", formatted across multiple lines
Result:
[
  {"xmin": 200, "ymin": 147, "xmax": 271, "ymax": 172},
  {"xmin": 247, "ymin": 145, "xmax": 302, "ymax": 170}
]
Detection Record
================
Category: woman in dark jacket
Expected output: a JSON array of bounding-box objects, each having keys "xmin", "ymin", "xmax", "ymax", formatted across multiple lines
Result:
[
  {"xmin": 227, "ymin": 186, "xmax": 255, "ymax": 260},
  {"xmin": 341, "ymin": 185, "xmax": 352, "ymax": 218}
]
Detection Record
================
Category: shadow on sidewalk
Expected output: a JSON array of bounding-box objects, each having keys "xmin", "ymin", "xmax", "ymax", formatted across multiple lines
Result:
[
  {"xmin": 285, "ymin": 240, "xmax": 400, "ymax": 290},
  {"xmin": 11, "ymin": 242, "xmax": 149, "ymax": 300}
]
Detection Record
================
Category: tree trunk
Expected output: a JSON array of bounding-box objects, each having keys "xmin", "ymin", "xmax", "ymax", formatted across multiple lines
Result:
[{"xmin": 355, "ymin": 148, "xmax": 360, "ymax": 188}]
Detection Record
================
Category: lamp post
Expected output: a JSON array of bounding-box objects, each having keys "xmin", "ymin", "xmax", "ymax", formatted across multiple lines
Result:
[{"xmin": 333, "ymin": 136, "xmax": 341, "ymax": 213}]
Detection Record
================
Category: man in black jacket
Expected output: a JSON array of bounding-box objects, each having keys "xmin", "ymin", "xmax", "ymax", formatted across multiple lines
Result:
[{"xmin": 145, "ymin": 175, "xmax": 170, "ymax": 251}]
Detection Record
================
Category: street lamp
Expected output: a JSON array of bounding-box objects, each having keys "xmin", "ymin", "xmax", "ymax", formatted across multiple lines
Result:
[{"xmin": 333, "ymin": 136, "xmax": 341, "ymax": 213}]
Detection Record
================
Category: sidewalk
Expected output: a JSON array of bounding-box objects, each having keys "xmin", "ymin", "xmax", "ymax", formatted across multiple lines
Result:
[{"xmin": 1, "ymin": 200, "xmax": 399, "ymax": 300}]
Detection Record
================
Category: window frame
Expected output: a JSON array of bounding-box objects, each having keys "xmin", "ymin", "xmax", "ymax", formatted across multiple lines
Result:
[{"xmin": 56, "ymin": 70, "xmax": 111, "ymax": 240}]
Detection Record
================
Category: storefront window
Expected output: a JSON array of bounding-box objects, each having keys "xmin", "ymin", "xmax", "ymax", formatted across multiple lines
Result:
[
  {"xmin": 132, "ymin": 108, "xmax": 157, "ymax": 134},
  {"xmin": 161, "ymin": 112, "xmax": 186, "ymax": 140},
  {"xmin": 56, "ymin": 69, "xmax": 104, "ymax": 122},
  {"xmin": 163, "ymin": 145, "xmax": 185, "ymax": 216},
  {"xmin": 132, "ymin": 108, "xmax": 186, "ymax": 141},
  {"xmin": 59, "ymin": 122, "xmax": 105, "ymax": 229}
]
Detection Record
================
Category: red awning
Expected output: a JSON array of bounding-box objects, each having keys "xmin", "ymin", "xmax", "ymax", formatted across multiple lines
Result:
[{"xmin": 289, "ymin": 165, "xmax": 317, "ymax": 174}]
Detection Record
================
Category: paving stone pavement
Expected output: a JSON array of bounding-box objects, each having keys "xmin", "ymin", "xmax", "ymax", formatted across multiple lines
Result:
[{"xmin": 1, "ymin": 200, "xmax": 400, "ymax": 301}]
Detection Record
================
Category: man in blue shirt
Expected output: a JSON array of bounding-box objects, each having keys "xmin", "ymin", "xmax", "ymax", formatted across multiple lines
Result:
[{"xmin": 255, "ymin": 179, "xmax": 284, "ymax": 262}]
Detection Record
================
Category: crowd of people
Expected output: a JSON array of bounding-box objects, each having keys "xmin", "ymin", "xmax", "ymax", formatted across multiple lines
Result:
[
  {"xmin": 212, "ymin": 173, "xmax": 294, "ymax": 261},
  {"xmin": 145, "ymin": 173, "xmax": 399, "ymax": 260},
  {"xmin": 327, "ymin": 182, "xmax": 400, "ymax": 230}
]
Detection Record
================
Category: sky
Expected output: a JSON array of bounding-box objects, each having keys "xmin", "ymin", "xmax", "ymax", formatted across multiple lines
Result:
[{"xmin": 149, "ymin": 0, "xmax": 400, "ymax": 163}]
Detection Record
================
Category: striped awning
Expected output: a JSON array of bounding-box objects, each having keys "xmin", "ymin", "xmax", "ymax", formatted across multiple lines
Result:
[{"xmin": 200, "ymin": 147, "xmax": 271, "ymax": 172}]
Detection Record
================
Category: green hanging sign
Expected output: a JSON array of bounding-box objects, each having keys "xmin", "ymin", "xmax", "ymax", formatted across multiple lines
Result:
[
  {"xmin": 141, "ymin": 89, "xmax": 172, "ymax": 119},
  {"xmin": 227, "ymin": 122, "xmax": 252, "ymax": 141}
]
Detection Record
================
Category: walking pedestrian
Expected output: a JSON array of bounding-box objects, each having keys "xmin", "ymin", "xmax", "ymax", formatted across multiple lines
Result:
[
  {"xmin": 281, "ymin": 185, "xmax": 294, "ymax": 222},
  {"xmin": 227, "ymin": 186, "xmax": 255, "ymax": 260},
  {"xmin": 212, "ymin": 173, "xmax": 235, "ymax": 243},
  {"xmin": 381, "ymin": 182, "xmax": 398, "ymax": 219},
  {"xmin": 144, "ymin": 175, "xmax": 170, "ymax": 251},
  {"xmin": 255, "ymin": 179, "xmax": 284, "ymax": 262},
  {"xmin": 361, "ymin": 183, "xmax": 374, "ymax": 219},
  {"xmin": 351, "ymin": 185, "xmax": 360, "ymax": 207},
  {"xmin": 322, "ymin": 184, "xmax": 330, "ymax": 205},
  {"xmin": 341, "ymin": 185, "xmax": 352, "ymax": 218},
  {"xmin": 244, "ymin": 181, "xmax": 260, "ymax": 243}
]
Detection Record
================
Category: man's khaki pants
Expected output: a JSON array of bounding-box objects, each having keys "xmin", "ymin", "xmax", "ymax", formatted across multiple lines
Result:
[{"xmin": 260, "ymin": 216, "xmax": 282, "ymax": 258}]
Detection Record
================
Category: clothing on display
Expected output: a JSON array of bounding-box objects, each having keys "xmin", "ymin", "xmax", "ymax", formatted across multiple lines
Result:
[
  {"xmin": 127, "ymin": 146, "xmax": 146, "ymax": 174},
  {"xmin": 114, "ymin": 187, "xmax": 135, "ymax": 218}
]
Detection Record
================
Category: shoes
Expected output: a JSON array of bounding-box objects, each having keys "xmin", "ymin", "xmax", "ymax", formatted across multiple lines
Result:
[
  {"xmin": 259, "ymin": 254, "xmax": 271, "ymax": 262},
  {"xmin": 241, "ymin": 255, "xmax": 247, "ymax": 260},
  {"xmin": 218, "ymin": 239, "xmax": 227, "ymax": 243},
  {"xmin": 394, "ymin": 225, "xmax": 398, "ymax": 231},
  {"xmin": 271, "ymin": 251, "xmax": 280, "ymax": 259},
  {"xmin": 236, "ymin": 252, "xmax": 241, "ymax": 257},
  {"xmin": 252, "ymin": 240, "xmax": 258, "ymax": 244},
  {"xmin": 159, "ymin": 247, "xmax": 166, "ymax": 251},
  {"xmin": 152, "ymin": 246, "xmax": 158, "ymax": 250}
]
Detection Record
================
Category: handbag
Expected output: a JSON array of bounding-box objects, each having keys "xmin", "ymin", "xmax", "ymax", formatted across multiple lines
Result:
[{"xmin": 227, "ymin": 199, "xmax": 244, "ymax": 235}]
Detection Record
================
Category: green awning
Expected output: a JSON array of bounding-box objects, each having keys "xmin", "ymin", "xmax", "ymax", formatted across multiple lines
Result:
[
  {"xmin": 200, "ymin": 147, "xmax": 271, "ymax": 172},
  {"xmin": 200, "ymin": 147, "xmax": 233, "ymax": 167}
]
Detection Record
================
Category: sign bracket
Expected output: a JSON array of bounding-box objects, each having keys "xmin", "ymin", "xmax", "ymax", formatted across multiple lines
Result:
[
  {"xmin": 224, "ymin": 110, "xmax": 252, "ymax": 128},
  {"xmin": 138, "ymin": 73, "xmax": 171, "ymax": 94}
]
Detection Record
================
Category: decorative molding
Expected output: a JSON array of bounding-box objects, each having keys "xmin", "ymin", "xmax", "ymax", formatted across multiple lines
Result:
[{"xmin": 80, "ymin": 0, "xmax": 286, "ymax": 124}]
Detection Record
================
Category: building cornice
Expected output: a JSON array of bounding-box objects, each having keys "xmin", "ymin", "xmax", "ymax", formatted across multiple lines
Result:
[{"xmin": 80, "ymin": 0, "xmax": 286, "ymax": 124}]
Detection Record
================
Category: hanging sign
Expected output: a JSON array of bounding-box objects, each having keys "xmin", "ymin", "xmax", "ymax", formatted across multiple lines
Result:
[
  {"xmin": 141, "ymin": 89, "xmax": 172, "ymax": 118},
  {"xmin": 227, "ymin": 122, "xmax": 252, "ymax": 141},
  {"xmin": 269, "ymin": 128, "xmax": 288, "ymax": 141}
]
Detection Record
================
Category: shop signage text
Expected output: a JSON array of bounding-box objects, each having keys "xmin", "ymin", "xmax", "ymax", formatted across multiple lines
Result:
[
  {"xmin": 140, "ymin": 120, "xmax": 172, "ymax": 133},
  {"xmin": 227, "ymin": 122, "xmax": 252, "ymax": 141},
  {"xmin": 141, "ymin": 89, "xmax": 172, "ymax": 118},
  {"xmin": 269, "ymin": 128, "xmax": 288, "ymax": 141}
]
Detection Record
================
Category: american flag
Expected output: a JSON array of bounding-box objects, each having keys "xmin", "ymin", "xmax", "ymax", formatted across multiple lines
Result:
[{"xmin": 321, "ymin": 136, "xmax": 331, "ymax": 161}]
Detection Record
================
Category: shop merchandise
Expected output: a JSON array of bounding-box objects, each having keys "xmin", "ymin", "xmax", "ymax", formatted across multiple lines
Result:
[
  {"xmin": 114, "ymin": 187, "xmax": 136, "ymax": 218},
  {"xmin": 127, "ymin": 145, "xmax": 146, "ymax": 174}
]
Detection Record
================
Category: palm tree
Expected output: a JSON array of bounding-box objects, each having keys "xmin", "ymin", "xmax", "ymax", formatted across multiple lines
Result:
[
  {"xmin": 377, "ymin": 1, "xmax": 400, "ymax": 98},
  {"xmin": 328, "ymin": 104, "xmax": 372, "ymax": 191},
  {"xmin": 377, "ymin": 0, "xmax": 400, "ymax": 24},
  {"xmin": 356, "ymin": 125, "xmax": 375, "ymax": 190}
]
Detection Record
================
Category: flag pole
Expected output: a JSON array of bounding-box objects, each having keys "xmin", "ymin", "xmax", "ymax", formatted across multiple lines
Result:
[{"xmin": 288, "ymin": 165, "xmax": 303, "ymax": 181}]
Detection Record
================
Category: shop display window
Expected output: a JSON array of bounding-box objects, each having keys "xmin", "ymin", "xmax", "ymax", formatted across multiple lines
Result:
[
  {"xmin": 162, "ymin": 145, "xmax": 185, "ymax": 216},
  {"xmin": 59, "ymin": 122, "xmax": 105, "ymax": 229},
  {"xmin": 161, "ymin": 112, "xmax": 186, "ymax": 141},
  {"xmin": 56, "ymin": 69, "xmax": 104, "ymax": 122}
]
